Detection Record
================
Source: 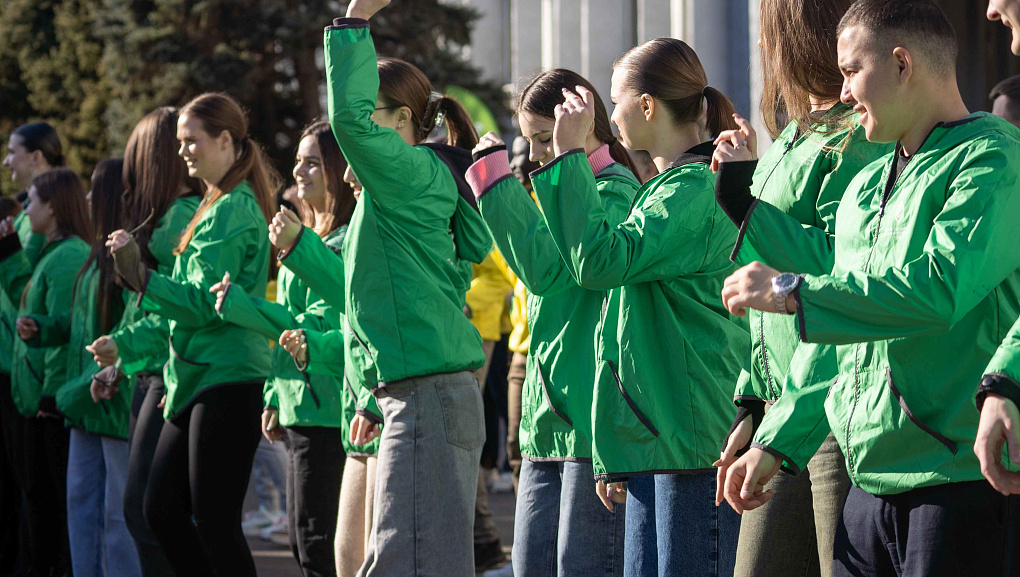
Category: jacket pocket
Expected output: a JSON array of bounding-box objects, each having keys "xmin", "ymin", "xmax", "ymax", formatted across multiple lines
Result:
[
  {"xmin": 607, "ymin": 360, "xmax": 658, "ymax": 437},
  {"xmin": 168, "ymin": 336, "xmax": 211, "ymax": 367},
  {"xmin": 24, "ymin": 356, "xmax": 43, "ymax": 385},
  {"xmin": 886, "ymin": 369, "xmax": 957, "ymax": 455},
  {"xmin": 536, "ymin": 361, "xmax": 572, "ymax": 427}
]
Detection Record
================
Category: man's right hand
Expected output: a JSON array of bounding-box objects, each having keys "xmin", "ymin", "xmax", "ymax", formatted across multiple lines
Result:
[{"xmin": 975, "ymin": 393, "xmax": 1020, "ymax": 495}]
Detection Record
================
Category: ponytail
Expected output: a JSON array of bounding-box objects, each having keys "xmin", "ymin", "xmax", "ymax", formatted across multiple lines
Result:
[
  {"xmin": 430, "ymin": 96, "xmax": 479, "ymax": 150},
  {"xmin": 377, "ymin": 58, "xmax": 479, "ymax": 150},
  {"xmin": 703, "ymin": 86, "xmax": 738, "ymax": 137},
  {"xmin": 174, "ymin": 93, "xmax": 281, "ymax": 254}
]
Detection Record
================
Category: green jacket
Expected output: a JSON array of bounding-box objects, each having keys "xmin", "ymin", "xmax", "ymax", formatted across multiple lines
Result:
[
  {"xmin": 0, "ymin": 236, "xmax": 90, "ymax": 417},
  {"xmin": 110, "ymin": 195, "xmax": 200, "ymax": 377},
  {"xmin": 323, "ymin": 19, "xmax": 487, "ymax": 391},
  {"xmin": 471, "ymin": 145, "xmax": 639, "ymax": 461},
  {"xmin": 531, "ymin": 145, "xmax": 748, "ymax": 480},
  {"xmin": 136, "ymin": 181, "xmax": 271, "ymax": 419},
  {"xmin": 218, "ymin": 226, "xmax": 347, "ymax": 429},
  {"xmin": 279, "ymin": 228, "xmax": 381, "ymax": 455},
  {"xmin": 730, "ymin": 112, "xmax": 892, "ymax": 404},
  {"xmin": 754, "ymin": 113, "xmax": 1020, "ymax": 494},
  {"xmin": 0, "ymin": 213, "xmax": 46, "ymax": 376},
  {"xmin": 29, "ymin": 263, "xmax": 132, "ymax": 438}
]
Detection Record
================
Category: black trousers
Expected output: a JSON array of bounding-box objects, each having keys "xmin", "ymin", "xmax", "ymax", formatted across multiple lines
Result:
[
  {"xmin": 143, "ymin": 383, "xmax": 262, "ymax": 577},
  {"xmin": 286, "ymin": 426, "xmax": 345, "ymax": 577},
  {"xmin": 834, "ymin": 482, "xmax": 1019, "ymax": 577},
  {"xmin": 21, "ymin": 415, "xmax": 70, "ymax": 576},
  {"xmin": 124, "ymin": 374, "xmax": 176, "ymax": 577},
  {"xmin": 0, "ymin": 375, "xmax": 24, "ymax": 577}
]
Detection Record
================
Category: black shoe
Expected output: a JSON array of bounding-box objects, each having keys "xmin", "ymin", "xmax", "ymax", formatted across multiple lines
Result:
[{"xmin": 474, "ymin": 539, "xmax": 507, "ymax": 572}]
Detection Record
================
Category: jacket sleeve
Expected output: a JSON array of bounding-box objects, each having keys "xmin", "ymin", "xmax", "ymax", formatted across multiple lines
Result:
[
  {"xmin": 280, "ymin": 229, "xmax": 345, "ymax": 310},
  {"xmin": 324, "ymin": 19, "xmax": 441, "ymax": 210},
  {"xmin": 751, "ymin": 343, "xmax": 837, "ymax": 474},
  {"xmin": 531, "ymin": 149, "xmax": 719, "ymax": 290},
  {"xmin": 355, "ymin": 381, "xmax": 383, "ymax": 425},
  {"xmin": 218, "ymin": 289, "xmax": 298, "ymax": 342},
  {"xmin": 979, "ymin": 318, "xmax": 1020, "ymax": 403},
  {"xmin": 40, "ymin": 250, "xmax": 88, "ymax": 398},
  {"xmin": 0, "ymin": 248, "xmax": 33, "ymax": 307},
  {"xmin": 140, "ymin": 203, "xmax": 258, "ymax": 328},
  {"xmin": 302, "ymin": 328, "xmax": 346, "ymax": 376},
  {"xmin": 264, "ymin": 380, "xmax": 279, "ymax": 411},
  {"xmin": 25, "ymin": 312, "xmax": 71, "ymax": 348},
  {"xmin": 795, "ymin": 144, "xmax": 1020, "ymax": 345},
  {"xmin": 732, "ymin": 201, "xmax": 836, "ymax": 275}
]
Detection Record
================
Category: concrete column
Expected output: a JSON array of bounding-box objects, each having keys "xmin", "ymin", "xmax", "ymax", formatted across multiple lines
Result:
[
  {"xmin": 542, "ymin": 0, "xmax": 582, "ymax": 71},
  {"xmin": 581, "ymin": 0, "xmax": 636, "ymax": 102},
  {"xmin": 746, "ymin": 0, "xmax": 772, "ymax": 152},
  {"xmin": 512, "ymin": 0, "xmax": 543, "ymax": 88},
  {"xmin": 457, "ymin": 0, "xmax": 510, "ymax": 84},
  {"xmin": 637, "ymin": 0, "xmax": 671, "ymax": 43}
]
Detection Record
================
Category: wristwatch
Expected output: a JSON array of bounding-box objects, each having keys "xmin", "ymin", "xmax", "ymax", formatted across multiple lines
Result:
[{"xmin": 771, "ymin": 273, "xmax": 801, "ymax": 315}]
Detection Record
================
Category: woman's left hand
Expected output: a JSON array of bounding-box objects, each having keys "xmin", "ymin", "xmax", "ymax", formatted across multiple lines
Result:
[{"xmin": 553, "ymin": 86, "xmax": 596, "ymax": 157}]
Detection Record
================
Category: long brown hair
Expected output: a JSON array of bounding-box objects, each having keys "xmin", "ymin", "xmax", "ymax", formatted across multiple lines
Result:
[
  {"xmin": 377, "ymin": 58, "xmax": 479, "ymax": 150},
  {"xmin": 297, "ymin": 121, "xmax": 356, "ymax": 237},
  {"xmin": 760, "ymin": 0, "xmax": 855, "ymax": 137},
  {"xmin": 30, "ymin": 168, "xmax": 92, "ymax": 243},
  {"xmin": 614, "ymin": 38, "xmax": 738, "ymax": 138},
  {"xmin": 175, "ymin": 93, "xmax": 280, "ymax": 254},
  {"xmin": 516, "ymin": 69, "xmax": 637, "ymax": 175},
  {"xmin": 123, "ymin": 107, "xmax": 202, "ymax": 266},
  {"xmin": 80, "ymin": 158, "xmax": 125, "ymax": 334}
]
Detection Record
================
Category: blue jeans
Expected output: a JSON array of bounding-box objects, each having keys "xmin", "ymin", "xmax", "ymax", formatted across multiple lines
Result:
[
  {"xmin": 513, "ymin": 459, "xmax": 625, "ymax": 577},
  {"xmin": 358, "ymin": 371, "xmax": 484, "ymax": 577},
  {"xmin": 624, "ymin": 472, "xmax": 739, "ymax": 577},
  {"xmin": 67, "ymin": 429, "xmax": 142, "ymax": 577}
]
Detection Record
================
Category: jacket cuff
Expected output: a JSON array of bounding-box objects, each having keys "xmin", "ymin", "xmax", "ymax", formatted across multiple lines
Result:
[
  {"xmin": 37, "ymin": 394, "xmax": 58, "ymax": 415},
  {"xmin": 715, "ymin": 160, "xmax": 757, "ymax": 228},
  {"xmin": 750, "ymin": 442, "xmax": 802, "ymax": 476},
  {"xmin": 793, "ymin": 284, "xmax": 807, "ymax": 342},
  {"xmin": 0, "ymin": 233, "xmax": 23, "ymax": 263},
  {"xmin": 721, "ymin": 398, "xmax": 766, "ymax": 455},
  {"xmin": 327, "ymin": 17, "xmax": 370, "ymax": 30},
  {"xmin": 135, "ymin": 268, "xmax": 152, "ymax": 308},
  {"xmin": 355, "ymin": 406, "xmax": 384, "ymax": 426},
  {"xmin": 587, "ymin": 144, "xmax": 615, "ymax": 175},
  {"xmin": 278, "ymin": 226, "xmax": 306, "ymax": 262},
  {"xmin": 466, "ymin": 151, "xmax": 512, "ymax": 200},
  {"xmin": 977, "ymin": 373, "xmax": 1020, "ymax": 412},
  {"xmin": 472, "ymin": 144, "xmax": 506, "ymax": 163},
  {"xmin": 729, "ymin": 198, "xmax": 761, "ymax": 262},
  {"xmin": 529, "ymin": 148, "xmax": 586, "ymax": 180}
]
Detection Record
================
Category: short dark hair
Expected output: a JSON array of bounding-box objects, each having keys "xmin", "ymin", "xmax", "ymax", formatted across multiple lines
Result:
[{"xmin": 838, "ymin": 0, "xmax": 957, "ymax": 75}]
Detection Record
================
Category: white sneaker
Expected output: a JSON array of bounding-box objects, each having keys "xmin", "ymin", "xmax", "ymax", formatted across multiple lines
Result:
[
  {"xmin": 241, "ymin": 506, "xmax": 277, "ymax": 537},
  {"xmin": 259, "ymin": 513, "xmax": 289, "ymax": 545}
]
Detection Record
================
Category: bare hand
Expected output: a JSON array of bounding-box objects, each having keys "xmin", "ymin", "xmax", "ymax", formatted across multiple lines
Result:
[
  {"xmin": 0, "ymin": 216, "xmax": 15, "ymax": 238},
  {"xmin": 472, "ymin": 132, "xmax": 505, "ymax": 156},
  {"xmin": 714, "ymin": 416, "xmax": 753, "ymax": 506},
  {"xmin": 15, "ymin": 317, "xmax": 38, "ymax": 341},
  {"xmin": 346, "ymin": 0, "xmax": 391, "ymax": 20},
  {"xmin": 262, "ymin": 408, "xmax": 287, "ymax": 443},
  {"xmin": 721, "ymin": 262, "xmax": 792, "ymax": 317},
  {"xmin": 553, "ymin": 86, "xmax": 596, "ymax": 157},
  {"xmin": 595, "ymin": 480, "xmax": 627, "ymax": 512},
  {"xmin": 350, "ymin": 414, "xmax": 381, "ymax": 446},
  {"xmin": 269, "ymin": 207, "xmax": 303, "ymax": 253},
  {"xmin": 36, "ymin": 410, "xmax": 61, "ymax": 419},
  {"xmin": 86, "ymin": 336, "xmax": 119, "ymax": 368},
  {"xmin": 209, "ymin": 271, "xmax": 232, "ymax": 315},
  {"xmin": 105, "ymin": 229, "xmax": 131, "ymax": 253},
  {"xmin": 158, "ymin": 394, "xmax": 166, "ymax": 409},
  {"xmin": 711, "ymin": 114, "xmax": 758, "ymax": 172},
  {"xmin": 279, "ymin": 329, "xmax": 308, "ymax": 365},
  {"xmin": 722, "ymin": 448, "xmax": 781, "ymax": 514},
  {"xmin": 89, "ymin": 379, "xmax": 119, "ymax": 403},
  {"xmin": 975, "ymin": 394, "xmax": 1020, "ymax": 495}
]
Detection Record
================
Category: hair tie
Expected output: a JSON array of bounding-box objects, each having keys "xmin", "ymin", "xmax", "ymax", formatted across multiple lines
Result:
[
  {"xmin": 420, "ymin": 92, "xmax": 445, "ymax": 139},
  {"xmin": 607, "ymin": 136, "xmax": 618, "ymax": 146},
  {"xmin": 703, "ymin": 86, "xmax": 710, "ymax": 97}
]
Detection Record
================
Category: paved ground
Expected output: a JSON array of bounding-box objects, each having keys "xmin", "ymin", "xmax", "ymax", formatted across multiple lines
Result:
[{"xmin": 245, "ymin": 482, "xmax": 516, "ymax": 576}]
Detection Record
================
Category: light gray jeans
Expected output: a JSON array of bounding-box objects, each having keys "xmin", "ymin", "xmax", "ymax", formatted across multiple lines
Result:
[{"xmin": 357, "ymin": 371, "xmax": 485, "ymax": 577}]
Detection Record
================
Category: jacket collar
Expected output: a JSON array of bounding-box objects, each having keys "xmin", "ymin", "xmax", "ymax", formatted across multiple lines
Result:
[{"xmin": 666, "ymin": 141, "xmax": 716, "ymax": 170}]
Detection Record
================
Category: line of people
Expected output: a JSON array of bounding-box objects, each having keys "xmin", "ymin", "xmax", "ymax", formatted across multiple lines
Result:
[{"xmin": 2, "ymin": 0, "xmax": 1020, "ymax": 576}]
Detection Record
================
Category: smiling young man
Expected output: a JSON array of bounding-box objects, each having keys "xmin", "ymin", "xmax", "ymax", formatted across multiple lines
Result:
[{"xmin": 718, "ymin": 0, "xmax": 1020, "ymax": 575}]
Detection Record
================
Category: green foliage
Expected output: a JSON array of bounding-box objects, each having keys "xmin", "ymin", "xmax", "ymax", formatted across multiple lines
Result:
[{"xmin": 0, "ymin": 0, "xmax": 508, "ymax": 197}]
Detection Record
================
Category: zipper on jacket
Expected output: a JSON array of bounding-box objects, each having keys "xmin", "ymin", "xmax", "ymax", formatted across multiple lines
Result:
[
  {"xmin": 886, "ymin": 370, "xmax": 957, "ymax": 454},
  {"xmin": 347, "ymin": 320, "xmax": 372, "ymax": 357},
  {"xmin": 301, "ymin": 371, "xmax": 321, "ymax": 409},
  {"xmin": 536, "ymin": 362, "xmax": 573, "ymax": 427},
  {"xmin": 845, "ymin": 153, "xmax": 912, "ymax": 487},
  {"xmin": 606, "ymin": 360, "xmax": 659, "ymax": 437}
]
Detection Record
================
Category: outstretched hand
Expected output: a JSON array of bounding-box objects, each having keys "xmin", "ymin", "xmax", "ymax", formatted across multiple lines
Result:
[
  {"xmin": 279, "ymin": 329, "xmax": 308, "ymax": 365},
  {"xmin": 553, "ymin": 86, "xmax": 596, "ymax": 157},
  {"xmin": 209, "ymin": 271, "xmax": 232, "ymax": 315},
  {"xmin": 346, "ymin": 0, "xmax": 391, "ymax": 20}
]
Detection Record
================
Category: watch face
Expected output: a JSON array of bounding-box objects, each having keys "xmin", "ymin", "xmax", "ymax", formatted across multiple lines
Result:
[{"xmin": 772, "ymin": 273, "xmax": 799, "ymax": 294}]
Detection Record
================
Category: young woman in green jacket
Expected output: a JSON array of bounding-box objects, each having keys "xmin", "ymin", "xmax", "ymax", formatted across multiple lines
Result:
[
  {"xmin": 19, "ymin": 158, "xmax": 142, "ymax": 576},
  {"xmin": 209, "ymin": 119, "xmax": 356, "ymax": 577},
  {"xmin": 0, "ymin": 167, "xmax": 92, "ymax": 577},
  {"xmin": 531, "ymin": 39, "xmax": 748, "ymax": 576},
  {"xmin": 466, "ymin": 69, "xmax": 639, "ymax": 577},
  {"xmin": 709, "ymin": 2, "xmax": 891, "ymax": 575},
  {"xmin": 308, "ymin": 1, "xmax": 490, "ymax": 574},
  {"xmin": 107, "ymin": 93, "xmax": 277, "ymax": 576}
]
